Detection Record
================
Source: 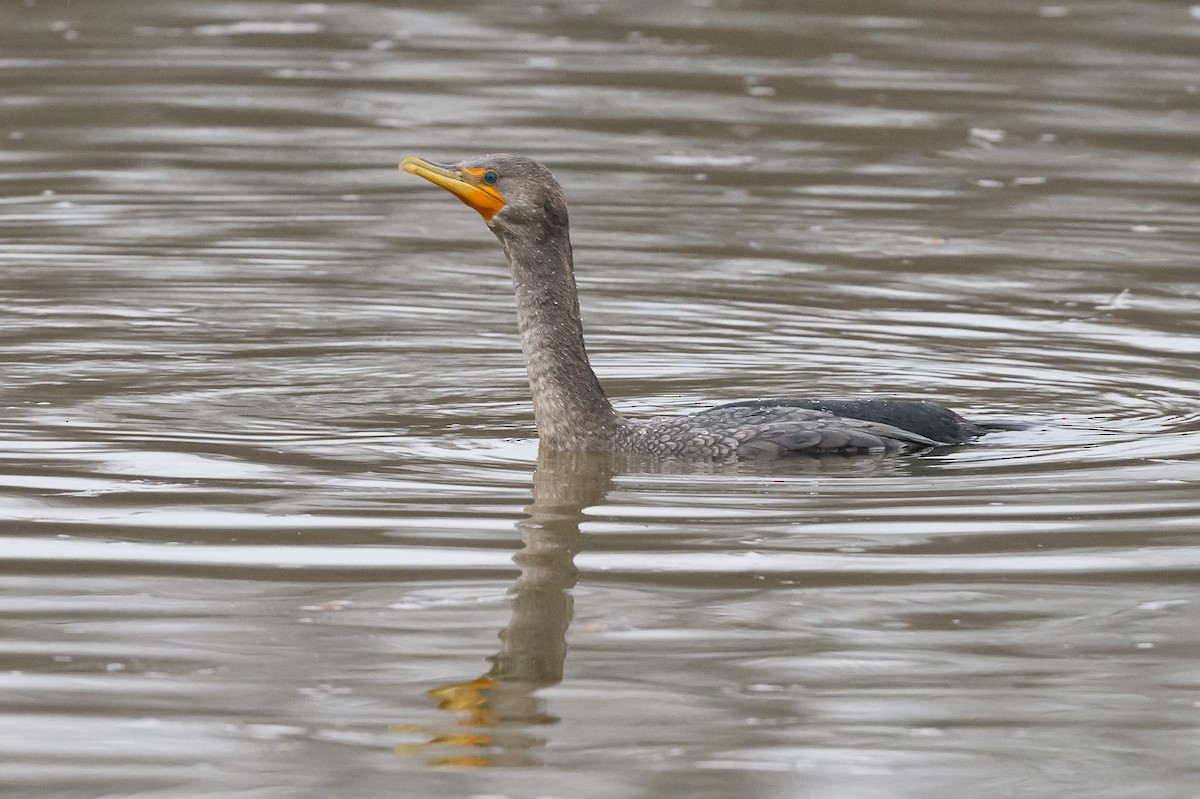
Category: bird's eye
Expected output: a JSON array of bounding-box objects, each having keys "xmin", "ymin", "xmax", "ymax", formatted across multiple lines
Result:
[{"xmin": 482, "ymin": 170, "xmax": 499, "ymax": 185}]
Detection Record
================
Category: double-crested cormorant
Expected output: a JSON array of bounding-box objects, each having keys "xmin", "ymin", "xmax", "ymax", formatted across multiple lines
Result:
[{"xmin": 400, "ymin": 153, "xmax": 997, "ymax": 459}]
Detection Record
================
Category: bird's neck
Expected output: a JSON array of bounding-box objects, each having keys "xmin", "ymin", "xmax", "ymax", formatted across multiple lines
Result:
[{"xmin": 497, "ymin": 225, "xmax": 620, "ymax": 451}]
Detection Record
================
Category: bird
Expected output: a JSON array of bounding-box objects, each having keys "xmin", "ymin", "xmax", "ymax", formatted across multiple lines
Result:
[{"xmin": 400, "ymin": 153, "xmax": 1003, "ymax": 460}]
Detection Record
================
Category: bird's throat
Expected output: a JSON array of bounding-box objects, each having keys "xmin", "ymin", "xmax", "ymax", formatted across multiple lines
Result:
[{"xmin": 499, "ymin": 229, "xmax": 619, "ymax": 451}]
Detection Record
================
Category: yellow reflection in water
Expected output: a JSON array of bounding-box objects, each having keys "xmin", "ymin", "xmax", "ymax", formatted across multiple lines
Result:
[{"xmin": 391, "ymin": 453, "xmax": 607, "ymax": 768}]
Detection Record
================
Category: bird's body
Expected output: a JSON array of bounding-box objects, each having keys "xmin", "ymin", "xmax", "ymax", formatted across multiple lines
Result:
[
  {"xmin": 617, "ymin": 402, "xmax": 943, "ymax": 459},
  {"xmin": 400, "ymin": 153, "xmax": 998, "ymax": 461}
]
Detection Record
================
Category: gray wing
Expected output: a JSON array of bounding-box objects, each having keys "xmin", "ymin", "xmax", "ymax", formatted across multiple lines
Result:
[
  {"xmin": 636, "ymin": 404, "xmax": 940, "ymax": 459},
  {"xmin": 715, "ymin": 398, "xmax": 985, "ymax": 443}
]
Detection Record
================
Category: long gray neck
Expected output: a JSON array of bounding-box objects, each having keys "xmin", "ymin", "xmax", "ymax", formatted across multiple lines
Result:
[{"xmin": 495, "ymin": 223, "xmax": 620, "ymax": 451}]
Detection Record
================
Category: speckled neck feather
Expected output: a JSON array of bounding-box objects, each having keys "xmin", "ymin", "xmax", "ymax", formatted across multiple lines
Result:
[{"xmin": 493, "ymin": 211, "xmax": 622, "ymax": 452}]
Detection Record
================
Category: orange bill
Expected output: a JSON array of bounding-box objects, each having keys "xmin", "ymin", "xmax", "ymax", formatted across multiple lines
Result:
[{"xmin": 400, "ymin": 156, "xmax": 506, "ymax": 220}]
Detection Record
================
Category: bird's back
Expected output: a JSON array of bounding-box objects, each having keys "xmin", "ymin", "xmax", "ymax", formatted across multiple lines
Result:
[
  {"xmin": 625, "ymin": 402, "xmax": 941, "ymax": 460},
  {"xmin": 716, "ymin": 398, "xmax": 989, "ymax": 444}
]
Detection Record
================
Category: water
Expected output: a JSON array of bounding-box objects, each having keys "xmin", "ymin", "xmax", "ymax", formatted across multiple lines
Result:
[{"xmin": 2, "ymin": 1, "xmax": 1198, "ymax": 797}]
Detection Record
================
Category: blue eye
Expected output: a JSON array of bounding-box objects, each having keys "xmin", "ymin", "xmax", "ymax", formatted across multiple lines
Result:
[{"xmin": 483, "ymin": 170, "xmax": 499, "ymax": 185}]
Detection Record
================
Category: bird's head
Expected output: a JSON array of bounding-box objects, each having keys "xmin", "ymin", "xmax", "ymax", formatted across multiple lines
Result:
[{"xmin": 400, "ymin": 153, "xmax": 568, "ymax": 238}]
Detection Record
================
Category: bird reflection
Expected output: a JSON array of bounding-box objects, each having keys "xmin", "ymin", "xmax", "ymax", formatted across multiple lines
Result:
[{"xmin": 394, "ymin": 450, "xmax": 612, "ymax": 767}]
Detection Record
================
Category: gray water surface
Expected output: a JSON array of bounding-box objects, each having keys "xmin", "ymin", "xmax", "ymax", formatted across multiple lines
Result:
[{"xmin": 2, "ymin": 1, "xmax": 1199, "ymax": 797}]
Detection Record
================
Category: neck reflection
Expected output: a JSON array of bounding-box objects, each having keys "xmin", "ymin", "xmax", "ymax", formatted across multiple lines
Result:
[{"xmin": 400, "ymin": 450, "xmax": 612, "ymax": 767}]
